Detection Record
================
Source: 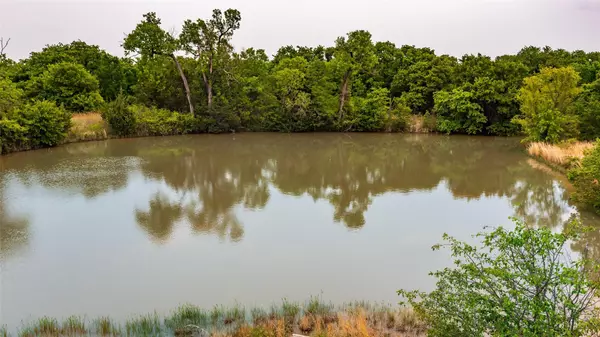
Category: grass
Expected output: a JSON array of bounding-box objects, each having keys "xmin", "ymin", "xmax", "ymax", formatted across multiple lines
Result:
[
  {"xmin": 527, "ymin": 141, "xmax": 595, "ymax": 170},
  {"xmin": 408, "ymin": 114, "xmax": 437, "ymax": 133},
  {"xmin": 66, "ymin": 112, "xmax": 109, "ymax": 143},
  {"xmin": 125, "ymin": 313, "xmax": 161, "ymax": 336},
  {"xmin": 7, "ymin": 300, "xmax": 425, "ymax": 337},
  {"xmin": 93, "ymin": 316, "xmax": 120, "ymax": 336}
]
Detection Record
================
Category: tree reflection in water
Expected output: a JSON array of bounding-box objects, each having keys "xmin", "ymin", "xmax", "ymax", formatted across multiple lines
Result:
[
  {"xmin": 132, "ymin": 134, "xmax": 578, "ymax": 239},
  {"xmin": 1, "ymin": 134, "xmax": 598, "ymax": 257},
  {"xmin": 0, "ymin": 173, "xmax": 29, "ymax": 258}
]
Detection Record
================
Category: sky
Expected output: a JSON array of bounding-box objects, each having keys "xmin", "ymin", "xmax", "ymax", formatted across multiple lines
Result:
[{"xmin": 1, "ymin": 0, "xmax": 599, "ymax": 61}]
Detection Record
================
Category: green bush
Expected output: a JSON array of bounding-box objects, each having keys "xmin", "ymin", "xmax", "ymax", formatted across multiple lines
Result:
[
  {"xmin": 0, "ymin": 118, "xmax": 28, "ymax": 154},
  {"xmin": 14, "ymin": 100, "xmax": 72, "ymax": 148},
  {"xmin": 576, "ymin": 79, "xmax": 600, "ymax": 141},
  {"xmin": 386, "ymin": 97, "xmax": 412, "ymax": 132},
  {"xmin": 32, "ymin": 62, "xmax": 105, "ymax": 112},
  {"xmin": 131, "ymin": 105, "xmax": 198, "ymax": 136},
  {"xmin": 568, "ymin": 141, "xmax": 600, "ymax": 214},
  {"xmin": 352, "ymin": 88, "xmax": 390, "ymax": 132},
  {"xmin": 0, "ymin": 78, "xmax": 24, "ymax": 116},
  {"xmin": 399, "ymin": 218, "xmax": 600, "ymax": 337},
  {"xmin": 434, "ymin": 89, "xmax": 486, "ymax": 135},
  {"xmin": 102, "ymin": 94, "xmax": 136, "ymax": 136}
]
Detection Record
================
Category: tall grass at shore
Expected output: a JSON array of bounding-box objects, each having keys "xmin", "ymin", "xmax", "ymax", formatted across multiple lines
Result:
[
  {"xmin": 66, "ymin": 112, "xmax": 109, "ymax": 143},
  {"xmin": 527, "ymin": 141, "xmax": 595, "ymax": 169},
  {"xmin": 10, "ymin": 298, "xmax": 426, "ymax": 337}
]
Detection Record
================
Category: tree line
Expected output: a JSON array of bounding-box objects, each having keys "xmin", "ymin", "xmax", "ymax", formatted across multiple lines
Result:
[{"xmin": 1, "ymin": 8, "xmax": 600, "ymax": 151}]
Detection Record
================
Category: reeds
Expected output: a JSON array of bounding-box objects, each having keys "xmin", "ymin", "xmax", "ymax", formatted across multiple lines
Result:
[
  {"xmin": 527, "ymin": 141, "xmax": 595, "ymax": 169},
  {"xmin": 66, "ymin": 112, "xmax": 109, "ymax": 143},
  {"xmin": 7, "ymin": 299, "xmax": 426, "ymax": 337}
]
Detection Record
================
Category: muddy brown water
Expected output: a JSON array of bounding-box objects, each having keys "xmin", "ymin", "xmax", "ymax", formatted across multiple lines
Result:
[{"xmin": 1, "ymin": 133, "xmax": 598, "ymax": 330}]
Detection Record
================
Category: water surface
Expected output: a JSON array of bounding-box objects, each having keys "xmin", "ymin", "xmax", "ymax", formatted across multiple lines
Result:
[{"xmin": 1, "ymin": 133, "xmax": 597, "ymax": 329}]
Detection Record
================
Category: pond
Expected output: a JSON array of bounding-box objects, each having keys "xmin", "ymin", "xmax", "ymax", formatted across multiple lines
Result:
[{"xmin": 1, "ymin": 133, "xmax": 598, "ymax": 329}]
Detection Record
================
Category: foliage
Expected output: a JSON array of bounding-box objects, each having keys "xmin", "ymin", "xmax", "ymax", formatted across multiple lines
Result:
[
  {"xmin": 101, "ymin": 94, "xmax": 136, "ymax": 136},
  {"xmin": 568, "ymin": 141, "xmax": 600, "ymax": 214},
  {"xmin": 124, "ymin": 12, "xmax": 196, "ymax": 115},
  {"xmin": 179, "ymin": 8, "xmax": 242, "ymax": 110},
  {"xmin": 14, "ymin": 41, "xmax": 137, "ymax": 101},
  {"xmin": 576, "ymin": 78, "xmax": 600, "ymax": 141},
  {"xmin": 434, "ymin": 89, "xmax": 486, "ymax": 134},
  {"xmin": 386, "ymin": 97, "xmax": 412, "ymax": 132},
  {"xmin": 0, "ymin": 78, "xmax": 24, "ymax": 116},
  {"xmin": 514, "ymin": 67, "xmax": 582, "ymax": 143},
  {"xmin": 1, "ymin": 100, "xmax": 71, "ymax": 153},
  {"xmin": 131, "ymin": 105, "xmax": 198, "ymax": 136},
  {"xmin": 123, "ymin": 12, "xmax": 178, "ymax": 59},
  {"xmin": 351, "ymin": 87, "xmax": 390, "ymax": 131},
  {"xmin": 0, "ymin": 118, "xmax": 28, "ymax": 154},
  {"xmin": 29, "ymin": 62, "xmax": 104, "ymax": 112},
  {"xmin": 14, "ymin": 101, "xmax": 72, "ymax": 147},
  {"xmin": 399, "ymin": 218, "xmax": 600, "ymax": 337},
  {"xmin": 5, "ymin": 8, "xmax": 600, "ymax": 154}
]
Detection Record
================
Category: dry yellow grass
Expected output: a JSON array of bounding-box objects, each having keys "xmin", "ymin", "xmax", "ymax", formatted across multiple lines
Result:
[
  {"xmin": 224, "ymin": 307, "xmax": 425, "ymax": 337},
  {"xmin": 66, "ymin": 112, "xmax": 109, "ymax": 143},
  {"xmin": 527, "ymin": 141, "xmax": 595, "ymax": 169}
]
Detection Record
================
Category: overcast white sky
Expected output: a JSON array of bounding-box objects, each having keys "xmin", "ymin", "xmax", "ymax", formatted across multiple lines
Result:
[{"xmin": 1, "ymin": 0, "xmax": 599, "ymax": 61}]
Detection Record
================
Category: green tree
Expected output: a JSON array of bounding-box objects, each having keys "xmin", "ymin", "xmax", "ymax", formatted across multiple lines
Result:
[
  {"xmin": 514, "ymin": 67, "xmax": 582, "ymax": 143},
  {"xmin": 399, "ymin": 218, "xmax": 600, "ymax": 337},
  {"xmin": 351, "ymin": 87, "xmax": 390, "ymax": 131},
  {"xmin": 13, "ymin": 41, "xmax": 137, "ymax": 101},
  {"xmin": 576, "ymin": 78, "xmax": 600, "ymax": 141},
  {"xmin": 332, "ymin": 30, "xmax": 377, "ymax": 127},
  {"xmin": 391, "ymin": 47, "xmax": 457, "ymax": 113},
  {"xmin": 124, "ymin": 12, "xmax": 194, "ymax": 115},
  {"xmin": 32, "ymin": 62, "xmax": 104, "ymax": 112},
  {"xmin": 271, "ymin": 57, "xmax": 311, "ymax": 130},
  {"xmin": 229, "ymin": 48, "xmax": 278, "ymax": 130},
  {"xmin": 434, "ymin": 89, "xmax": 486, "ymax": 134},
  {"xmin": 568, "ymin": 142, "xmax": 600, "ymax": 214},
  {"xmin": 179, "ymin": 9, "xmax": 242, "ymax": 110}
]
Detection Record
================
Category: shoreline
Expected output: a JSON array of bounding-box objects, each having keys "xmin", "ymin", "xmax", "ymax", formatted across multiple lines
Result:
[
  {"xmin": 526, "ymin": 141, "xmax": 594, "ymax": 174},
  {"xmin": 2, "ymin": 299, "xmax": 426, "ymax": 337}
]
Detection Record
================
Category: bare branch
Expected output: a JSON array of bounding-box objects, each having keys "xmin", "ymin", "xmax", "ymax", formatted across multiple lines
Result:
[{"xmin": 0, "ymin": 37, "xmax": 10, "ymax": 55}]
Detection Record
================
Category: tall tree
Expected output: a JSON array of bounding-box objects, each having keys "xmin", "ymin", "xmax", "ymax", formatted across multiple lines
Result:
[
  {"xmin": 332, "ymin": 30, "xmax": 377, "ymax": 125},
  {"xmin": 515, "ymin": 66, "xmax": 582, "ymax": 143},
  {"xmin": 180, "ymin": 9, "xmax": 241, "ymax": 110},
  {"xmin": 123, "ymin": 12, "xmax": 194, "ymax": 115}
]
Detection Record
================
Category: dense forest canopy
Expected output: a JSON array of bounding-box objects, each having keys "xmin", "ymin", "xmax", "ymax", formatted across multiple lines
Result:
[{"xmin": 1, "ymin": 8, "xmax": 600, "ymax": 149}]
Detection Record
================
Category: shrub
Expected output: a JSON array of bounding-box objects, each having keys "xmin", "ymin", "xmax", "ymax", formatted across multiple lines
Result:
[
  {"xmin": 14, "ymin": 100, "xmax": 71, "ymax": 148},
  {"xmin": 131, "ymin": 105, "xmax": 198, "ymax": 136},
  {"xmin": 422, "ymin": 111, "xmax": 437, "ymax": 132},
  {"xmin": 32, "ymin": 62, "xmax": 105, "ymax": 112},
  {"xmin": 434, "ymin": 89, "xmax": 486, "ymax": 135},
  {"xmin": 568, "ymin": 141, "xmax": 600, "ymax": 214},
  {"xmin": 514, "ymin": 67, "xmax": 582, "ymax": 143},
  {"xmin": 353, "ymin": 88, "xmax": 390, "ymax": 132},
  {"xmin": 576, "ymin": 79, "xmax": 600, "ymax": 141},
  {"xmin": 0, "ymin": 78, "xmax": 24, "ymax": 116},
  {"xmin": 386, "ymin": 98, "xmax": 411, "ymax": 132},
  {"xmin": 399, "ymin": 218, "xmax": 600, "ymax": 337},
  {"xmin": 0, "ymin": 118, "xmax": 28, "ymax": 154},
  {"xmin": 101, "ymin": 94, "xmax": 136, "ymax": 136}
]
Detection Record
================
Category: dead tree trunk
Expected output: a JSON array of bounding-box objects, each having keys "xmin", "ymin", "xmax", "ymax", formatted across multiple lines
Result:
[
  {"xmin": 337, "ymin": 70, "xmax": 351, "ymax": 123},
  {"xmin": 170, "ymin": 54, "xmax": 194, "ymax": 116}
]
